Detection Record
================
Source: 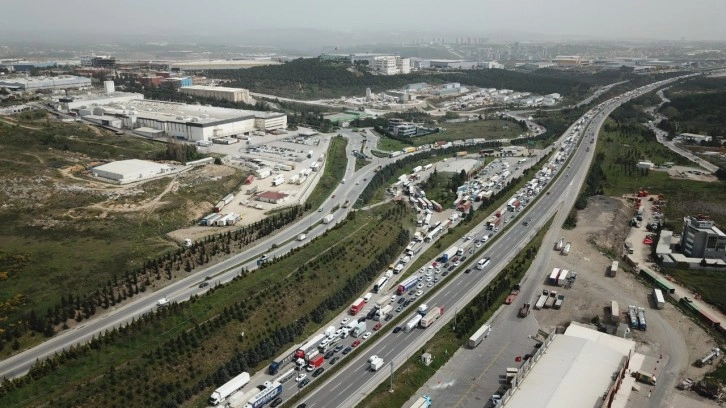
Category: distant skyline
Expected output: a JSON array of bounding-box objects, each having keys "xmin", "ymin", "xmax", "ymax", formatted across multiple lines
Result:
[{"xmin": 1, "ymin": 0, "xmax": 724, "ymax": 43}]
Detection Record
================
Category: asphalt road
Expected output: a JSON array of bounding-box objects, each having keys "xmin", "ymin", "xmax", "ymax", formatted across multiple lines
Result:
[{"xmin": 296, "ymin": 77, "xmax": 689, "ymax": 408}]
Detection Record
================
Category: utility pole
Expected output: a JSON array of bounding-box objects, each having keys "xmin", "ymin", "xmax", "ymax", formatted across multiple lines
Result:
[{"xmin": 389, "ymin": 360, "xmax": 394, "ymax": 392}]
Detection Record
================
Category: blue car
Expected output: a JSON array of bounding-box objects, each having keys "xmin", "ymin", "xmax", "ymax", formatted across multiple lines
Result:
[{"xmin": 342, "ymin": 346, "xmax": 352, "ymax": 355}]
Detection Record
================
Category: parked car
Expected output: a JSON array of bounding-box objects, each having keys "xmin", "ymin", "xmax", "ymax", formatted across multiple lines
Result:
[
  {"xmin": 352, "ymin": 339, "xmax": 361, "ymax": 347},
  {"xmin": 342, "ymin": 346, "xmax": 352, "ymax": 354},
  {"xmin": 199, "ymin": 282, "xmax": 209, "ymax": 288},
  {"xmin": 395, "ymin": 306, "xmax": 403, "ymax": 312},
  {"xmin": 312, "ymin": 367, "xmax": 325, "ymax": 378},
  {"xmin": 384, "ymin": 314, "xmax": 393, "ymax": 321},
  {"xmin": 324, "ymin": 350, "xmax": 334, "ymax": 359},
  {"xmin": 329, "ymin": 357, "xmax": 339, "ymax": 365},
  {"xmin": 373, "ymin": 323, "xmax": 382, "ymax": 331}
]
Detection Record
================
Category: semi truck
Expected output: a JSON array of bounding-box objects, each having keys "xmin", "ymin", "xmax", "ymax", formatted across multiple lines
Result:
[
  {"xmin": 653, "ymin": 288, "xmax": 665, "ymax": 309},
  {"xmin": 228, "ymin": 388, "xmax": 261, "ymax": 408},
  {"xmin": 561, "ymin": 242, "xmax": 571, "ymax": 255},
  {"xmin": 420, "ymin": 306, "xmax": 443, "ymax": 328},
  {"xmin": 349, "ymin": 298, "xmax": 366, "ymax": 315},
  {"xmin": 637, "ymin": 307, "xmax": 647, "ymax": 330},
  {"xmin": 267, "ymin": 351, "xmax": 295, "ymax": 375},
  {"xmin": 410, "ymin": 395, "xmax": 433, "ymax": 408},
  {"xmin": 467, "ymin": 323, "xmax": 491, "ymax": 348},
  {"xmin": 243, "ymin": 381, "xmax": 283, "ymax": 408},
  {"xmin": 548, "ymin": 268, "xmax": 561, "ymax": 285},
  {"xmin": 439, "ymin": 247, "xmax": 459, "ymax": 263},
  {"xmin": 294, "ymin": 333, "xmax": 326, "ymax": 361},
  {"xmin": 397, "ymin": 276, "xmax": 419, "ymax": 295},
  {"xmin": 306, "ymin": 354, "xmax": 324, "ymax": 371},
  {"xmin": 209, "ymin": 371, "xmax": 250, "ymax": 405},
  {"xmin": 405, "ymin": 315, "xmax": 423, "ymax": 332},
  {"xmin": 352, "ymin": 321, "xmax": 367, "ymax": 337},
  {"xmin": 375, "ymin": 305, "xmax": 393, "ymax": 321}
]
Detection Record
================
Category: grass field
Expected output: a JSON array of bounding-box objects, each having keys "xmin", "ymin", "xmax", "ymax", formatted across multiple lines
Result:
[
  {"xmin": 0, "ymin": 203, "xmax": 414, "ymax": 407},
  {"xmin": 305, "ymin": 135, "xmax": 348, "ymax": 211},
  {"xmin": 666, "ymin": 268, "xmax": 726, "ymax": 315},
  {"xmin": 376, "ymin": 119, "xmax": 523, "ymax": 151},
  {"xmin": 358, "ymin": 214, "xmax": 553, "ymax": 408}
]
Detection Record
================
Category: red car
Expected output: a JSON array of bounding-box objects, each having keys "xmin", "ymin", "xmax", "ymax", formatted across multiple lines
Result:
[
  {"xmin": 352, "ymin": 339, "xmax": 361, "ymax": 347},
  {"xmin": 373, "ymin": 323, "xmax": 382, "ymax": 331}
]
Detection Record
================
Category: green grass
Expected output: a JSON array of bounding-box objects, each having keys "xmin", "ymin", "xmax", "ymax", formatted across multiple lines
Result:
[
  {"xmin": 0, "ymin": 204, "xmax": 414, "ymax": 407},
  {"xmin": 305, "ymin": 135, "xmax": 348, "ymax": 211},
  {"xmin": 356, "ymin": 157, "xmax": 371, "ymax": 171},
  {"xmin": 358, "ymin": 214, "xmax": 554, "ymax": 408},
  {"xmin": 376, "ymin": 119, "xmax": 524, "ymax": 152},
  {"xmin": 665, "ymin": 269, "xmax": 726, "ymax": 314}
]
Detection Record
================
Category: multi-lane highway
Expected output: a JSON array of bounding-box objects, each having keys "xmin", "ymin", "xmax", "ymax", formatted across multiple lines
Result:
[{"xmin": 296, "ymin": 77, "xmax": 688, "ymax": 408}]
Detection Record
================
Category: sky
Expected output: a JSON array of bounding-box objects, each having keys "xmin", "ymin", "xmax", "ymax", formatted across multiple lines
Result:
[{"xmin": 2, "ymin": 0, "xmax": 724, "ymax": 42}]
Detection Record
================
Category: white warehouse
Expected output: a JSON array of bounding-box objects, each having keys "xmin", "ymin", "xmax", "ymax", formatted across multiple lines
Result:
[
  {"xmin": 91, "ymin": 159, "xmax": 176, "ymax": 184},
  {"xmin": 0, "ymin": 75, "xmax": 92, "ymax": 91}
]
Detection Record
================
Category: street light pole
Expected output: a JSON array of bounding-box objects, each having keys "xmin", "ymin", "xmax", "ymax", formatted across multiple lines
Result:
[{"xmin": 389, "ymin": 360, "xmax": 394, "ymax": 392}]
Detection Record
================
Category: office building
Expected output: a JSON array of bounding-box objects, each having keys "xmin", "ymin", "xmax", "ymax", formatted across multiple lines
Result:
[{"xmin": 681, "ymin": 215, "xmax": 726, "ymax": 260}]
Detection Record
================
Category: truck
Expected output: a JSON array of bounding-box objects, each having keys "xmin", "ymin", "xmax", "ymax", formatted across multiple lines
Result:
[
  {"xmin": 294, "ymin": 333, "xmax": 326, "ymax": 361},
  {"xmin": 420, "ymin": 306, "xmax": 443, "ymax": 328},
  {"xmin": 555, "ymin": 237, "xmax": 564, "ymax": 251},
  {"xmin": 352, "ymin": 320, "xmax": 367, "ymax": 337},
  {"xmin": 628, "ymin": 305, "xmax": 639, "ymax": 329},
  {"xmin": 370, "ymin": 356, "xmax": 385, "ymax": 371},
  {"xmin": 243, "ymin": 381, "xmax": 282, "ymax": 408},
  {"xmin": 561, "ymin": 242, "xmax": 571, "ymax": 255},
  {"xmin": 306, "ymin": 354, "xmax": 324, "ymax": 371},
  {"xmin": 412, "ymin": 165, "xmax": 423, "ymax": 173},
  {"xmin": 632, "ymin": 371, "xmax": 657, "ymax": 385},
  {"xmin": 637, "ymin": 307, "xmax": 647, "ymax": 330},
  {"xmin": 397, "ymin": 276, "xmax": 419, "ymax": 295},
  {"xmin": 157, "ymin": 298, "xmax": 170, "ymax": 308},
  {"xmin": 534, "ymin": 291, "xmax": 548, "ymax": 310},
  {"xmin": 468, "ymin": 323, "xmax": 492, "ymax": 348},
  {"xmin": 505, "ymin": 284, "xmax": 521, "ymax": 304},
  {"xmin": 214, "ymin": 200, "xmax": 226, "ymax": 212},
  {"xmin": 544, "ymin": 291, "xmax": 557, "ymax": 308},
  {"xmin": 439, "ymin": 247, "xmax": 458, "ymax": 263},
  {"xmin": 418, "ymin": 304, "xmax": 428, "ymax": 315},
  {"xmin": 228, "ymin": 388, "xmax": 261, "ymax": 408},
  {"xmin": 652, "ymin": 288, "xmax": 665, "ymax": 309},
  {"xmin": 696, "ymin": 348, "xmax": 722, "ymax": 367},
  {"xmin": 548, "ymin": 268, "xmax": 561, "ymax": 285},
  {"xmin": 405, "ymin": 315, "xmax": 423, "ymax": 332},
  {"xmin": 267, "ymin": 351, "xmax": 296, "ymax": 375},
  {"xmin": 318, "ymin": 336, "xmax": 341, "ymax": 353},
  {"xmin": 609, "ymin": 261, "xmax": 618, "ymax": 277},
  {"xmin": 486, "ymin": 215, "xmax": 501, "ymax": 230},
  {"xmin": 518, "ymin": 303, "xmax": 531, "ymax": 318},
  {"xmin": 430, "ymin": 200, "xmax": 443, "ymax": 212},
  {"xmin": 557, "ymin": 270, "xmax": 568, "ymax": 286},
  {"xmin": 410, "ymin": 395, "xmax": 433, "ymax": 408},
  {"xmin": 554, "ymin": 294, "xmax": 565, "ymax": 309},
  {"xmin": 349, "ymin": 298, "xmax": 366, "ymax": 315},
  {"xmin": 375, "ymin": 305, "xmax": 393, "ymax": 321},
  {"xmin": 507, "ymin": 199, "xmax": 521, "ymax": 212},
  {"xmin": 209, "ymin": 371, "xmax": 250, "ymax": 405},
  {"xmin": 323, "ymin": 214, "xmax": 334, "ymax": 224},
  {"xmin": 373, "ymin": 276, "xmax": 389, "ymax": 293}
]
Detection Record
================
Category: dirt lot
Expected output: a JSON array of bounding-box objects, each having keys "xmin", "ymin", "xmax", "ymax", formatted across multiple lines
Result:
[
  {"xmin": 532, "ymin": 195, "xmax": 721, "ymax": 407},
  {"xmin": 667, "ymin": 165, "xmax": 719, "ymax": 183}
]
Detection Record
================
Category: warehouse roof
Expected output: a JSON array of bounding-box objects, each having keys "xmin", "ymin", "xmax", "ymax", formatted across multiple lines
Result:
[
  {"xmin": 104, "ymin": 100, "xmax": 255, "ymax": 125},
  {"xmin": 93, "ymin": 159, "xmax": 171, "ymax": 176},
  {"xmin": 503, "ymin": 334, "xmax": 627, "ymax": 408},
  {"xmin": 181, "ymin": 85, "xmax": 247, "ymax": 93}
]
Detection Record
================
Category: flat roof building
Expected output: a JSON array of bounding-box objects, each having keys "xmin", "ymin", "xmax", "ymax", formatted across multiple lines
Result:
[
  {"xmin": 680, "ymin": 215, "xmax": 726, "ymax": 261},
  {"xmin": 179, "ymin": 85, "xmax": 252, "ymax": 104},
  {"xmin": 91, "ymin": 159, "xmax": 175, "ymax": 184},
  {"xmin": 0, "ymin": 75, "xmax": 92, "ymax": 91}
]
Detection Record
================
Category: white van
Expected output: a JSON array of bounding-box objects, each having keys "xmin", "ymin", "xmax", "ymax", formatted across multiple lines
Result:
[{"xmin": 363, "ymin": 292, "xmax": 373, "ymax": 302}]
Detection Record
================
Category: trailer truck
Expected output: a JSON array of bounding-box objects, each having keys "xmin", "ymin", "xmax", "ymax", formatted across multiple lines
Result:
[
  {"xmin": 439, "ymin": 247, "xmax": 458, "ymax": 263},
  {"xmin": 294, "ymin": 334, "xmax": 326, "ymax": 361},
  {"xmin": 375, "ymin": 305, "xmax": 393, "ymax": 321},
  {"xmin": 405, "ymin": 315, "xmax": 423, "ymax": 332},
  {"xmin": 243, "ymin": 381, "xmax": 283, "ymax": 408},
  {"xmin": 306, "ymin": 355, "xmax": 324, "ymax": 371},
  {"xmin": 534, "ymin": 292, "xmax": 548, "ymax": 310},
  {"xmin": 410, "ymin": 395, "xmax": 433, "ymax": 408},
  {"xmin": 397, "ymin": 276, "xmax": 419, "ymax": 295},
  {"xmin": 352, "ymin": 320, "xmax": 367, "ymax": 337},
  {"xmin": 370, "ymin": 356, "xmax": 385, "ymax": 371},
  {"xmin": 349, "ymin": 298, "xmax": 366, "ymax": 315},
  {"xmin": 420, "ymin": 307, "xmax": 443, "ymax": 328},
  {"xmin": 468, "ymin": 323, "xmax": 492, "ymax": 348},
  {"xmin": 209, "ymin": 372, "xmax": 250, "ymax": 405}
]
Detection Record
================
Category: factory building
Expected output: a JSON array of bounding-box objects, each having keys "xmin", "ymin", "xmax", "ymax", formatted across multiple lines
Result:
[
  {"xmin": 180, "ymin": 85, "xmax": 252, "ymax": 104},
  {"xmin": 680, "ymin": 215, "xmax": 726, "ymax": 261},
  {"xmin": 0, "ymin": 75, "xmax": 92, "ymax": 91},
  {"xmin": 54, "ymin": 92, "xmax": 145, "ymax": 111},
  {"xmin": 91, "ymin": 159, "xmax": 175, "ymax": 184},
  {"xmin": 501, "ymin": 322, "xmax": 638, "ymax": 408},
  {"xmin": 162, "ymin": 77, "xmax": 193, "ymax": 88}
]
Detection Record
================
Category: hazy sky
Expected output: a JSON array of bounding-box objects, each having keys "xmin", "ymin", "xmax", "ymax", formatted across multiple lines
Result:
[{"xmin": 2, "ymin": 0, "xmax": 724, "ymax": 42}]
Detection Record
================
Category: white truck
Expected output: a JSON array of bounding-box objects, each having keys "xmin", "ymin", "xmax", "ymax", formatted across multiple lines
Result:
[
  {"xmin": 467, "ymin": 323, "xmax": 491, "ymax": 348},
  {"xmin": 208, "ymin": 371, "xmax": 250, "ymax": 405},
  {"xmin": 369, "ymin": 355, "xmax": 385, "ymax": 371},
  {"xmin": 405, "ymin": 314, "xmax": 423, "ymax": 332},
  {"xmin": 323, "ymin": 214, "xmax": 334, "ymax": 224},
  {"xmin": 375, "ymin": 305, "xmax": 393, "ymax": 321},
  {"xmin": 157, "ymin": 298, "xmax": 169, "ymax": 307}
]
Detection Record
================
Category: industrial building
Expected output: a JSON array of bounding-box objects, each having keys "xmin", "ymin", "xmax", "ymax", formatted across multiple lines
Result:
[
  {"xmin": 680, "ymin": 215, "xmax": 726, "ymax": 260},
  {"xmin": 54, "ymin": 92, "xmax": 145, "ymax": 111},
  {"xmin": 91, "ymin": 159, "xmax": 176, "ymax": 184},
  {"xmin": 256, "ymin": 191, "xmax": 288, "ymax": 204},
  {"xmin": 501, "ymin": 322, "xmax": 638, "ymax": 408},
  {"xmin": 0, "ymin": 75, "xmax": 92, "ymax": 91},
  {"xmin": 179, "ymin": 85, "xmax": 252, "ymax": 104}
]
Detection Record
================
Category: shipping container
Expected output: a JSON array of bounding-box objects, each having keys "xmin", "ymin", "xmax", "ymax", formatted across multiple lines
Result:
[{"xmin": 467, "ymin": 323, "xmax": 491, "ymax": 348}]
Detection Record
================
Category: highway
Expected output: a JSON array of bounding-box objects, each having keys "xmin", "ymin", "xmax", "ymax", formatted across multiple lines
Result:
[{"xmin": 296, "ymin": 77, "xmax": 688, "ymax": 408}]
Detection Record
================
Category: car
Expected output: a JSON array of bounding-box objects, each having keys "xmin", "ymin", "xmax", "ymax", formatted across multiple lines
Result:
[
  {"xmin": 390, "ymin": 295, "xmax": 397, "ymax": 302},
  {"xmin": 363, "ymin": 178, "xmax": 367, "ymax": 181},
  {"xmin": 504, "ymin": 218, "xmax": 509, "ymax": 224},
  {"xmin": 442, "ymin": 271, "xmax": 449, "ymax": 277},
  {"xmin": 358, "ymin": 317, "xmax": 366, "ymax": 323},
  {"xmin": 447, "ymin": 265, "xmax": 455, "ymax": 272},
  {"xmin": 329, "ymin": 357, "xmax": 339, "ymax": 365},
  {"xmin": 312, "ymin": 367, "xmax": 325, "ymax": 378},
  {"xmin": 488, "ymin": 233, "xmax": 494, "ymax": 238},
  {"xmin": 324, "ymin": 350, "xmax": 334, "ymax": 359},
  {"xmin": 393, "ymin": 326, "xmax": 402, "ymax": 334},
  {"xmin": 460, "ymin": 256, "xmax": 467, "ymax": 262},
  {"xmin": 384, "ymin": 314, "xmax": 393, "ymax": 321},
  {"xmin": 396, "ymin": 306, "xmax": 403, "ymax": 312},
  {"xmin": 476, "ymin": 242, "xmax": 482, "ymax": 248},
  {"xmin": 416, "ymin": 283, "xmax": 424, "ymax": 289},
  {"xmin": 342, "ymin": 346, "xmax": 352, "ymax": 354},
  {"xmin": 332, "ymin": 194, "xmax": 336, "ymax": 198},
  {"xmin": 198, "ymin": 282, "xmax": 209, "ymax": 288},
  {"xmin": 352, "ymin": 339, "xmax": 361, "ymax": 347},
  {"xmin": 453, "ymin": 260, "xmax": 460, "ymax": 267},
  {"xmin": 341, "ymin": 318, "xmax": 350, "ymax": 326},
  {"xmin": 295, "ymin": 373, "xmax": 307, "ymax": 382},
  {"xmin": 259, "ymin": 254, "xmax": 268, "ymax": 261},
  {"xmin": 355, "ymin": 181, "xmax": 359, "ymax": 185},
  {"xmin": 297, "ymin": 404, "xmax": 307, "ymax": 408},
  {"xmin": 443, "ymin": 262, "xmax": 450, "ymax": 269},
  {"xmin": 366, "ymin": 310, "xmax": 376, "ymax": 319},
  {"xmin": 494, "ymin": 227, "xmax": 499, "ymax": 232},
  {"xmin": 318, "ymin": 208, "xmax": 323, "ymax": 212},
  {"xmin": 427, "ymin": 282, "xmax": 434, "ymax": 288},
  {"xmin": 298, "ymin": 378, "xmax": 310, "ymax": 388},
  {"xmin": 397, "ymin": 297, "xmax": 405, "ymax": 304},
  {"xmin": 334, "ymin": 344, "xmax": 344, "ymax": 352},
  {"xmin": 270, "ymin": 397, "xmax": 283, "ymax": 408},
  {"xmin": 416, "ymin": 290, "xmax": 423, "ymax": 296},
  {"xmin": 362, "ymin": 331, "xmax": 372, "ymax": 340},
  {"xmin": 426, "ymin": 277, "xmax": 433, "ymax": 282},
  {"xmin": 403, "ymin": 300, "xmax": 411, "ymax": 307},
  {"xmin": 464, "ymin": 268, "xmax": 472, "ymax": 274}
]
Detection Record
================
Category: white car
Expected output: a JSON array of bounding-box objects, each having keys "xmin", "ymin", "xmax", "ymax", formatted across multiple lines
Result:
[
  {"xmin": 453, "ymin": 260, "xmax": 460, "ymax": 267},
  {"xmin": 416, "ymin": 290, "xmax": 423, "ymax": 296},
  {"xmin": 341, "ymin": 318, "xmax": 350, "ymax": 326},
  {"xmin": 296, "ymin": 373, "xmax": 307, "ymax": 382},
  {"xmin": 362, "ymin": 332, "xmax": 372, "ymax": 340},
  {"xmin": 426, "ymin": 277, "xmax": 433, "ymax": 282},
  {"xmin": 390, "ymin": 295, "xmax": 397, "ymax": 302},
  {"xmin": 476, "ymin": 242, "xmax": 482, "ymax": 248},
  {"xmin": 427, "ymin": 282, "xmax": 434, "ymax": 288},
  {"xmin": 417, "ymin": 283, "xmax": 424, "ymax": 289}
]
